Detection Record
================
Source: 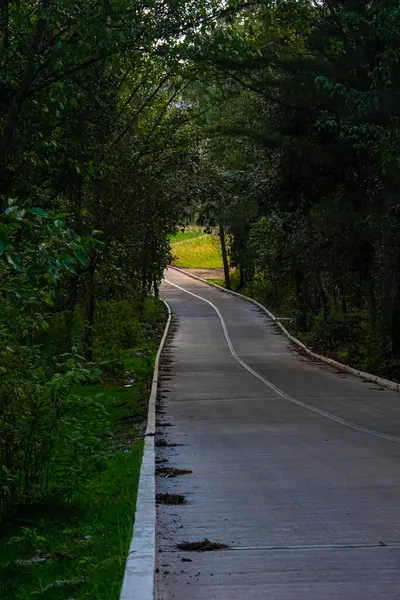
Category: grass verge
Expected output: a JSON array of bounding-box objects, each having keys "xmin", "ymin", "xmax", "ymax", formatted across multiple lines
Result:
[
  {"xmin": 170, "ymin": 229, "xmax": 223, "ymax": 269},
  {"xmin": 0, "ymin": 315, "xmax": 166, "ymax": 600}
]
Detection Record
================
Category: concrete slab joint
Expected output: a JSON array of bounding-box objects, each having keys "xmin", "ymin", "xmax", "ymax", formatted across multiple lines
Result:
[
  {"xmin": 170, "ymin": 266, "xmax": 400, "ymax": 394},
  {"xmin": 119, "ymin": 300, "xmax": 171, "ymax": 600}
]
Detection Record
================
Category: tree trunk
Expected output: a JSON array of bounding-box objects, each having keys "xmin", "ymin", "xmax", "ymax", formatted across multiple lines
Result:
[
  {"xmin": 340, "ymin": 287, "xmax": 347, "ymax": 314},
  {"xmin": 239, "ymin": 261, "xmax": 245, "ymax": 290},
  {"xmin": 0, "ymin": 0, "xmax": 51, "ymax": 169},
  {"xmin": 67, "ymin": 273, "xmax": 80, "ymax": 312},
  {"xmin": 295, "ymin": 271, "xmax": 307, "ymax": 330},
  {"xmin": 219, "ymin": 223, "xmax": 230, "ymax": 290},
  {"xmin": 388, "ymin": 246, "xmax": 400, "ymax": 355},
  {"xmin": 0, "ymin": 0, "xmax": 9, "ymax": 47},
  {"xmin": 316, "ymin": 273, "xmax": 329, "ymax": 318},
  {"xmin": 139, "ymin": 263, "xmax": 148, "ymax": 316},
  {"xmin": 84, "ymin": 261, "xmax": 96, "ymax": 360},
  {"xmin": 153, "ymin": 279, "xmax": 159, "ymax": 298},
  {"xmin": 366, "ymin": 278, "xmax": 377, "ymax": 326}
]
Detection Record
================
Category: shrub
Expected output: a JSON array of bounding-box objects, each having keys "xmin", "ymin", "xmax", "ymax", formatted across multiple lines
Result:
[
  {"xmin": 0, "ymin": 350, "xmax": 102, "ymax": 520},
  {"xmin": 93, "ymin": 300, "xmax": 142, "ymax": 361},
  {"xmin": 307, "ymin": 311, "xmax": 363, "ymax": 352}
]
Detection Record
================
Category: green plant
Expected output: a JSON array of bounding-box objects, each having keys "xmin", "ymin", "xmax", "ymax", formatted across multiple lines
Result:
[
  {"xmin": 307, "ymin": 311, "xmax": 363, "ymax": 353},
  {"xmin": 0, "ymin": 349, "xmax": 102, "ymax": 519},
  {"xmin": 6, "ymin": 527, "xmax": 47, "ymax": 554}
]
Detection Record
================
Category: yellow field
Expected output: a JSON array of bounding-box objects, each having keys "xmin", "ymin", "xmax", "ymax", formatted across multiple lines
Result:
[{"xmin": 170, "ymin": 231, "xmax": 223, "ymax": 268}]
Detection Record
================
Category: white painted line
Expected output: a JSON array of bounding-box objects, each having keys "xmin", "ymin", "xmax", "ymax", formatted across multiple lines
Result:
[
  {"xmin": 120, "ymin": 301, "xmax": 171, "ymax": 600},
  {"xmin": 165, "ymin": 278, "xmax": 400, "ymax": 444},
  {"xmin": 170, "ymin": 266, "xmax": 400, "ymax": 394}
]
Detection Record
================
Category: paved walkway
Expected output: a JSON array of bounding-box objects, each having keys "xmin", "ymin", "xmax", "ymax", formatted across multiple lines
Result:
[{"xmin": 156, "ymin": 268, "xmax": 400, "ymax": 600}]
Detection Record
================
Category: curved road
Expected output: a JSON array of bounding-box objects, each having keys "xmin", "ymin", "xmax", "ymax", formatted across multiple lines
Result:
[{"xmin": 156, "ymin": 268, "xmax": 400, "ymax": 600}]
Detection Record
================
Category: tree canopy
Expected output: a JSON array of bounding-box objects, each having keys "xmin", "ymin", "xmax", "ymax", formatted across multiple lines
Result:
[
  {"xmin": 181, "ymin": 0, "xmax": 400, "ymax": 376},
  {"xmin": 2, "ymin": 0, "xmax": 400, "ymax": 527}
]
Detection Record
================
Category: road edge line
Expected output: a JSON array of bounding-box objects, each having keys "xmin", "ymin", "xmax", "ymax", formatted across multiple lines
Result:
[
  {"xmin": 169, "ymin": 266, "xmax": 400, "ymax": 394},
  {"xmin": 120, "ymin": 300, "xmax": 172, "ymax": 600}
]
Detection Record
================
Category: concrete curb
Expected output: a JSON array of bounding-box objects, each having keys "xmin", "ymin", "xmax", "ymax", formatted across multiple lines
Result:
[
  {"xmin": 120, "ymin": 300, "xmax": 172, "ymax": 600},
  {"xmin": 170, "ymin": 266, "xmax": 400, "ymax": 394}
]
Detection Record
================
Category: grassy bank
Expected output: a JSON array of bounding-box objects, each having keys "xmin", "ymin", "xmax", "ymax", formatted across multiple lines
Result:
[
  {"xmin": 0, "ymin": 298, "xmax": 166, "ymax": 600},
  {"xmin": 170, "ymin": 227, "xmax": 223, "ymax": 268}
]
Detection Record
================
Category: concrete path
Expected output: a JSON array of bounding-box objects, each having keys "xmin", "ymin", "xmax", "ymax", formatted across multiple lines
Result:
[{"xmin": 156, "ymin": 268, "xmax": 400, "ymax": 600}]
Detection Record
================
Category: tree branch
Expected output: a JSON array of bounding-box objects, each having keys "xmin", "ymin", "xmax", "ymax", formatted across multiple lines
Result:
[
  {"xmin": 214, "ymin": 65, "xmax": 312, "ymax": 112},
  {"xmin": 113, "ymin": 72, "xmax": 171, "ymax": 145}
]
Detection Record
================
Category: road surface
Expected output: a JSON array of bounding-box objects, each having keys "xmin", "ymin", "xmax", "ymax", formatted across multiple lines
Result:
[{"xmin": 156, "ymin": 267, "xmax": 400, "ymax": 600}]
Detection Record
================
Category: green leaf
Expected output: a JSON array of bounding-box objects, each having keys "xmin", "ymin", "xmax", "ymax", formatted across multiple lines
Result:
[
  {"xmin": 60, "ymin": 254, "xmax": 77, "ymax": 273},
  {"xmin": 4, "ymin": 206, "xmax": 19, "ymax": 215},
  {"xmin": 28, "ymin": 207, "xmax": 49, "ymax": 217},
  {"xmin": 6, "ymin": 253, "xmax": 22, "ymax": 270},
  {"xmin": 86, "ymin": 235, "xmax": 102, "ymax": 247},
  {"xmin": 73, "ymin": 246, "xmax": 88, "ymax": 267}
]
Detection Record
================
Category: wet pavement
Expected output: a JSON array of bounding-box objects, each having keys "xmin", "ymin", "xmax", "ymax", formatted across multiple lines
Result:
[{"xmin": 156, "ymin": 268, "xmax": 400, "ymax": 600}]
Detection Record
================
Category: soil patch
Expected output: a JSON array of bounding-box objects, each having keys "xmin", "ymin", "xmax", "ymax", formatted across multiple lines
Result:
[
  {"xmin": 155, "ymin": 439, "xmax": 183, "ymax": 447},
  {"xmin": 176, "ymin": 539, "xmax": 228, "ymax": 552},
  {"xmin": 156, "ymin": 467, "xmax": 192, "ymax": 477},
  {"xmin": 156, "ymin": 493, "xmax": 187, "ymax": 505}
]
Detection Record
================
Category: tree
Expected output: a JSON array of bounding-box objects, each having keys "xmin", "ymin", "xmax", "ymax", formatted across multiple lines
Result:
[{"xmin": 181, "ymin": 0, "xmax": 400, "ymax": 372}]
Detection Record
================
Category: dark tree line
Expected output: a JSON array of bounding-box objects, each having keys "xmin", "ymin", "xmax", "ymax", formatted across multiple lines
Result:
[
  {"xmin": 189, "ymin": 0, "xmax": 400, "ymax": 376},
  {"xmin": 2, "ymin": 0, "xmax": 400, "ymax": 519},
  {"xmin": 0, "ymin": 0, "xmax": 245, "ymax": 520}
]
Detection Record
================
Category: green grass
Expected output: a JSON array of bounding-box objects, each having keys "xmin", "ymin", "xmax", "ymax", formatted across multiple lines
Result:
[
  {"xmin": 170, "ymin": 226, "xmax": 204, "ymax": 243},
  {"xmin": 0, "ymin": 342, "xmax": 162, "ymax": 599},
  {"xmin": 207, "ymin": 278, "xmax": 225, "ymax": 286},
  {"xmin": 171, "ymin": 231, "xmax": 223, "ymax": 268},
  {"xmin": 207, "ymin": 270, "xmax": 240, "ymax": 292}
]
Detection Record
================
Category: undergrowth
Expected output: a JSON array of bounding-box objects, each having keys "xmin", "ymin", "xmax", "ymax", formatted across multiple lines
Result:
[{"xmin": 0, "ymin": 297, "xmax": 166, "ymax": 599}]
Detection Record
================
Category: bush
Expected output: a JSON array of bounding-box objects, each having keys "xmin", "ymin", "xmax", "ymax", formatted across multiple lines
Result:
[
  {"xmin": 0, "ymin": 295, "xmax": 165, "ymax": 523},
  {"xmin": 92, "ymin": 296, "xmax": 164, "ymax": 360},
  {"xmin": 93, "ymin": 300, "xmax": 142, "ymax": 360},
  {"xmin": 0, "ymin": 349, "xmax": 102, "ymax": 520},
  {"xmin": 307, "ymin": 311, "xmax": 363, "ymax": 353},
  {"xmin": 243, "ymin": 273, "xmax": 296, "ymax": 317},
  {"xmin": 37, "ymin": 308, "xmax": 87, "ymax": 358}
]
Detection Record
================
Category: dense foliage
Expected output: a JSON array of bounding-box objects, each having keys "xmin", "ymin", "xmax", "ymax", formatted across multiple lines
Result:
[
  {"xmin": 0, "ymin": 0, "xmax": 246, "ymax": 525},
  {"xmin": 187, "ymin": 0, "xmax": 400, "ymax": 377},
  {"xmin": 2, "ymin": 0, "xmax": 400, "ymax": 532}
]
